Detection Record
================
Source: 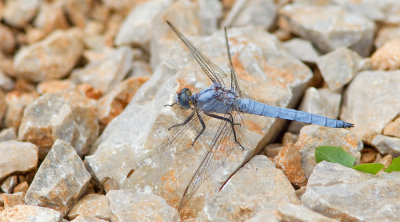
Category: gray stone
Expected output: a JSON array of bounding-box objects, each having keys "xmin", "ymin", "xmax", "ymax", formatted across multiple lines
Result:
[
  {"xmin": 14, "ymin": 29, "xmax": 83, "ymax": 82},
  {"xmin": 0, "ymin": 70, "xmax": 15, "ymax": 91},
  {"xmin": 114, "ymin": 0, "xmax": 173, "ymax": 46},
  {"xmin": 372, "ymin": 135, "xmax": 400, "ymax": 157},
  {"xmin": 25, "ymin": 140, "xmax": 91, "ymax": 216},
  {"xmin": 317, "ymin": 47, "xmax": 370, "ymax": 91},
  {"xmin": 278, "ymin": 203, "xmax": 337, "ymax": 222},
  {"xmin": 86, "ymin": 26, "xmax": 312, "ymax": 219},
  {"xmin": 0, "ymin": 127, "xmax": 16, "ymax": 142},
  {"xmin": 71, "ymin": 47, "xmax": 133, "ymax": 93},
  {"xmin": 0, "ymin": 141, "xmax": 38, "ymax": 181},
  {"xmin": 197, "ymin": 155, "xmax": 299, "ymax": 221},
  {"xmin": 3, "ymin": 0, "xmax": 41, "ymax": 28},
  {"xmin": 282, "ymin": 38, "xmax": 320, "ymax": 63},
  {"xmin": 0, "ymin": 204, "xmax": 63, "ymax": 222},
  {"xmin": 341, "ymin": 71, "xmax": 400, "ymax": 144},
  {"xmin": 128, "ymin": 61, "xmax": 153, "ymax": 78},
  {"xmin": 198, "ymin": 0, "xmax": 222, "ymax": 35},
  {"xmin": 222, "ymin": 0, "xmax": 276, "ymax": 29},
  {"xmin": 302, "ymin": 161, "xmax": 400, "ymax": 221},
  {"xmin": 288, "ymin": 87, "xmax": 341, "ymax": 134},
  {"xmin": 18, "ymin": 89, "xmax": 99, "ymax": 158},
  {"xmin": 279, "ymin": 4, "xmax": 375, "ymax": 56},
  {"xmin": 106, "ymin": 190, "xmax": 179, "ymax": 222},
  {"xmin": 68, "ymin": 194, "xmax": 110, "ymax": 221},
  {"xmin": 296, "ymin": 125, "xmax": 362, "ymax": 178}
]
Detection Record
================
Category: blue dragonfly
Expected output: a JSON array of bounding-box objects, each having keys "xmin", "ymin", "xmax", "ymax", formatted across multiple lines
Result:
[{"xmin": 126, "ymin": 21, "xmax": 353, "ymax": 210}]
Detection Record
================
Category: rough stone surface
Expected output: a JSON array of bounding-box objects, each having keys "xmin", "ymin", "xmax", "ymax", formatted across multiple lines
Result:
[
  {"xmin": 282, "ymin": 38, "xmax": 319, "ymax": 63},
  {"xmin": 34, "ymin": 1, "xmax": 69, "ymax": 35},
  {"xmin": 0, "ymin": 23, "xmax": 16, "ymax": 54},
  {"xmin": 4, "ymin": 91, "xmax": 39, "ymax": 129},
  {"xmin": 288, "ymin": 87, "xmax": 341, "ymax": 134},
  {"xmin": 1, "ymin": 175, "xmax": 18, "ymax": 193},
  {"xmin": 279, "ymin": 4, "xmax": 375, "ymax": 56},
  {"xmin": 375, "ymin": 25, "xmax": 400, "ymax": 48},
  {"xmin": 383, "ymin": 116, "xmax": 400, "ymax": 138},
  {"xmin": 97, "ymin": 77, "xmax": 149, "ymax": 125},
  {"xmin": 14, "ymin": 29, "xmax": 83, "ymax": 82},
  {"xmin": 106, "ymin": 190, "xmax": 179, "ymax": 222},
  {"xmin": 371, "ymin": 38, "xmax": 400, "ymax": 70},
  {"xmin": 71, "ymin": 215, "xmax": 108, "ymax": 222},
  {"xmin": 274, "ymin": 145, "xmax": 307, "ymax": 188},
  {"xmin": 63, "ymin": 0, "xmax": 93, "ymax": 29},
  {"xmin": 25, "ymin": 140, "xmax": 91, "ymax": 216},
  {"xmin": 114, "ymin": 0, "xmax": 173, "ymax": 46},
  {"xmin": 302, "ymin": 161, "xmax": 400, "ymax": 221},
  {"xmin": 18, "ymin": 89, "xmax": 99, "ymax": 158},
  {"xmin": 13, "ymin": 181, "xmax": 29, "ymax": 193},
  {"xmin": 222, "ymin": 0, "xmax": 276, "ymax": 29},
  {"xmin": 198, "ymin": 0, "xmax": 222, "ymax": 35},
  {"xmin": 3, "ymin": 0, "xmax": 40, "ymax": 28},
  {"xmin": 86, "ymin": 26, "xmax": 312, "ymax": 219},
  {"xmin": 317, "ymin": 47, "xmax": 370, "ymax": 91},
  {"xmin": 197, "ymin": 155, "xmax": 299, "ymax": 221},
  {"xmin": 37, "ymin": 80, "xmax": 76, "ymax": 95},
  {"xmin": 372, "ymin": 135, "xmax": 400, "ymax": 157},
  {"xmin": 0, "ymin": 70, "xmax": 15, "ymax": 91},
  {"xmin": 278, "ymin": 203, "xmax": 337, "ymax": 222},
  {"xmin": 128, "ymin": 61, "xmax": 153, "ymax": 78},
  {"xmin": 0, "ymin": 204, "xmax": 63, "ymax": 222},
  {"xmin": 341, "ymin": 71, "xmax": 400, "ymax": 144},
  {"xmin": 68, "ymin": 194, "xmax": 110, "ymax": 221},
  {"xmin": 71, "ymin": 46, "xmax": 133, "ymax": 93},
  {"xmin": 295, "ymin": 125, "xmax": 362, "ymax": 178},
  {"xmin": 2, "ymin": 192, "xmax": 25, "ymax": 208},
  {"xmin": 0, "ymin": 140, "xmax": 38, "ymax": 181}
]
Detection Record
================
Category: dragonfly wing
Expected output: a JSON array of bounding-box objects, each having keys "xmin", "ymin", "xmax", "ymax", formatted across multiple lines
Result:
[
  {"xmin": 224, "ymin": 26, "xmax": 242, "ymax": 97},
  {"xmin": 179, "ymin": 110, "xmax": 244, "ymax": 209}
]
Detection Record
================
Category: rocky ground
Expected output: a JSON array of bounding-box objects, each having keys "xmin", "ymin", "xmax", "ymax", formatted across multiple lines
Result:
[{"xmin": 0, "ymin": 0, "xmax": 400, "ymax": 221}]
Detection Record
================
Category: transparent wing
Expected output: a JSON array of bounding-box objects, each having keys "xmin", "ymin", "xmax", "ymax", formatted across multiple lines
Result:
[
  {"xmin": 179, "ymin": 109, "xmax": 244, "ymax": 209},
  {"xmin": 224, "ymin": 26, "xmax": 242, "ymax": 97},
  {"xmin": 167, "ymin": 21, "xmax": 241, "ymax": 95}
]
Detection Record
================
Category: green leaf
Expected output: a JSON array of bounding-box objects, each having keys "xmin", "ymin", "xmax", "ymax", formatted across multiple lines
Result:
[
  {"xmin": 315, "ymin": 146, "xmax": 355, "ymax": 168},
  {"xmin": 353, "ymin": 163, "xmax": 385, "ymax": 175},
  {"xmin": 384, "ymin": 157, "xmax": 400, "ymax": 173}
]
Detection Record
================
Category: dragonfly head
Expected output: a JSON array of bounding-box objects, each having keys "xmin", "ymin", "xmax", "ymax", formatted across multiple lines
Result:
[{"xmin": 177, "ymin": 88, "xmax": 192, "ymax": 109}]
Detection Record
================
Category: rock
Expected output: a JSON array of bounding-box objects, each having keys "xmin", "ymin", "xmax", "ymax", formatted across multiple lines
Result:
[
  {"xmin": 63, "ymin": 0, "xmax": 93, "ymax": 29},
  {"xmin": 18, "ymin": 89, "xmax": 99, "ymax": 158},
  {"xmin": 317, "ymin": 47, "xmax": 370, "ymax": 91},
  {"xmin": 371, "ymin": 38, "xmax": 400, "ymax": 70},
  {"xmin": 375, "ymin": 25, "xmax": 400, "ymax": 48},
  {"xmin": 198, "ymin": 0, "xmax": 222, "ymax": 35},
  {"xmin": 98, "ymin": 77, "xmax": 149, "ymax": 125},
  {"xmin": 25, "ymin": 140, "xmax": 91, "ymax": 216},
  {"xmin": 360, "ymin": 147, "xmax": 378, "ymax": 163},
  {"xmin": 13, "ymin": 181, "xmax": 29, "ymax": 193},
  {"xmin": 383, "ymin": 116, "xmax": 400, "ymax": 138},
  {"xmin": 68, "ymin": 194, "xmax": 110, "ymax": 221},
  {"xmin": 279, "ymin": 4, "xmax": 375, "ymax": 56},
  {"xmin": 127, "ymin": 61, "xmax": 153, "ymax": 78},
  {"xmin": 4, "ymin": 91, "xmax": 39, "ymax": 129},
  {"xmin": 341, "ymin": 71, "xmax": 400, "ymax": 144},
  {"xmin": 71, "ymin": 47, "xmax": 133, "ymax": 93},
  {"xmin": 1, "ymin": 175, "xmax": 17, "ymax": 193},
  {"xmin": 34, "ymin": 1, "xmax": 69, "ymax": 34},
  {"xmin": 372, "ymin": 135, "xmax": 400, "ymax": 157},
  {"xmin": 274, "ymin": 145, "xmax": 307, "ymax": 188},
  {"xmin": 0, "ymin": 127, "xmax": 14, "ymax": 142},
  {"xmin": 76, "ymin": 83, "xmax": 103, "ymax": 100},
  {"xmin": 295, "ymin": 125, "xmax": 362, "ymax": 178},
  {"xmin": 0, "ymin": 141, "xmax": 38, "ymax": 181},
  {"xmin": 0, "ymin": 89, "xmax": 6, "ymax": 122},
  {"xmin": 282, "ymin": 38, "xmax": 319, "ymax": 63},
  {"xmin": 114, "ymin": 0, "xmax": 173, "ymax": 46},
  {"xmin": 197, "ymin": 156, "xmax": 299, "ymax": 221},
  {"xmin": 288, "ymin": 87, "xmax": 341, "ymax": 134},
  {"xmin": 71, "ymin": 215, "xmax": 109, "ymax": 222},
  {"xmin": 106, "ymin": 190, "xmax": 179, "ymax": 222},
  {"xmin": 264, "ymin": 143, "xmax": 283, "ymax": 158},
  {"xmin": 14, "ymin": 29, "xmax": 83, "ymax": 82},
  {"xmin": 222, "ymin": 0, "xmax": 276, "ymax": 29},
  {"xmin": 0, "ymin": 205, "xmax": 63, "ymax": 221},
  {"xmin": 3, "ymin": 0, "xmax": 41, "ymax": 28},
  {"xmin": 2, "ymin": 192, "xmax": 24, "ymax": 208},
  {"xmin": 0, "ymin": 24, "xmax": 16, "ymax": 54},
  {"xmin": 302, "ymin": 161, "xmax": 400, "ymax": 221},
  {"xmin": 101, "ymin": 0, "xmax": 136, "ymax": 10},
  {"xmin": 37, "ymin": 80, "xmax": 76, "ymax": 95},
  {"xmin": 277, "ymin": 203, "xmax": 337, "ymax": 222},
  {"xmin": 86, "ymin": 25, "xmax": 312, "ymax": 219},
  {"xmin": 0, "ymin": 70, "xmax": 15, "ymax": 91}
]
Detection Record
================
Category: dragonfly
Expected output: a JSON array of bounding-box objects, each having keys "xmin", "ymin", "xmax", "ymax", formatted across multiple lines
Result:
[{"xmin": 126, "ymin": 20, "xmax": 354, "ymax": 210}]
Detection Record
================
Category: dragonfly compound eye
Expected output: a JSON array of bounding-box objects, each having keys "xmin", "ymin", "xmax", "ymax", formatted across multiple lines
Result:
[{"xmin": 178, "ymin": 88, "xmax": 192, "ymax": 109}]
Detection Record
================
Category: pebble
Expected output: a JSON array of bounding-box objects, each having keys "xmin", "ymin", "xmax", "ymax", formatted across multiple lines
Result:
[
  {"xmin": 375, "ymin": 25, "xmax": 400, "ymax": 48},
  {"xmin": 25, "ymin": 139, "xmax": 92, "ymax": 216},
  {"xmin": 282, "ymin": 38, "xmax": 319, "ymax": 63},
  {"xmin": 3, "ymin": 0, "xmax": 40, "ymax": 28},
  {"xmin": 68, "ymin": 194, "xmax": 110, "ymax": 221},
  {"xmin": 383, "ymin": 116, "xmax": 400, "ymax": 138},
  {"xmin": 371, "ymin": 135, "xmax": 400, "ymax": 157},
  {"xmin": 371, "ymin": 38, "xmax": 400, "ymax": 70},
  {"xmin": 34, "ymin": 1, "xmax": 69, "ymax": 35},
  {"xmin": 2, "ymin": 192, "xmax": 25, "ymax": 208},
  {"xmin": 0, "ymin": 23, "xmax": 16, "ymax": 54},
  {"xmin": 0, "ymin": 204, "xmax": 63, "ymax": 222},
  {"xmin": 37, "ymin": 80, "xmax": 76, "ymax": 94},
  {"xmin": 0, "ymin": 70, "xmax": 15, "ymax": 91},
  {"xmin": 14, "ymin": 29, "xmax": 84, "ymax": 82},
  {"xmin": 277, "ymin": 203, "xmax": 337, "ymax": 222},
  {"xmin": 4, "ymin": 91, "xmax": 39, "ymax": 129},
  {"xmin": 0, "ymin": 140, "xmax": 38, "ymax": 181},
  {"xmin": 0, "ymin": 175, "xmax": 18, "ymax": 193},
  {"xmin": 274, "ymin": 145, "xmax": 307, "ymax": 188}
]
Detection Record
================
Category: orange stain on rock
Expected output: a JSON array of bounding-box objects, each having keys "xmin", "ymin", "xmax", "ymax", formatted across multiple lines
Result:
[
  {"xmin": 161, "ymin": 169, "xmax": 180, "ymax": 207},
  {"xmin": 231, "ymin": 53, "xmax": 257, "ymax": 83},
  {"xmin": 243, "ymin": 120, "xmax": 264, "ymax": 135},
  {"xmin": 263, "ymin": 65, "xmax": 295, "ymax": 88}
]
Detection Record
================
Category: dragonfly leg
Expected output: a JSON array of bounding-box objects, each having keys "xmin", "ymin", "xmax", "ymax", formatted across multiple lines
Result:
[
  {"xmin": 164, "ymin": 102, "xmax": 177, "ymax": 107},
  {"xmin": 168, "ymin": 109, "xmax": 195, "ymax": 130},
  {"xmin": 192, "ymin": 109, "xmax": 206, "ymax": 145},
  {"xmin": 205, "ymin": 112, "xmax": 245, "ymax": 150},
  {"xmin": 227, "ymin": 113, "xmax": 241, "ymax": 126}
]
